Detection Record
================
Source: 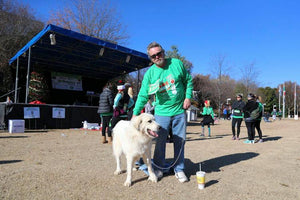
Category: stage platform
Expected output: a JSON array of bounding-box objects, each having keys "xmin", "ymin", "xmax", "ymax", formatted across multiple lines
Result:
[{"xmin": 0, "ymin": 103, "xmax": 100, "ymax": 130}]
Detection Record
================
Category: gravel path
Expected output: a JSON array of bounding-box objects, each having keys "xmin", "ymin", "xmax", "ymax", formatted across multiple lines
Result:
[{"xmin": 1, "ymin": 119, "xmax": 299, "ymax": 200}]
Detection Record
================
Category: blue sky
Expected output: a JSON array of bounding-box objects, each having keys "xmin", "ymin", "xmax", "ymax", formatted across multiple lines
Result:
[{"xmin": 20, "ymin": 0, "xmax": 300, "ymax": 88}]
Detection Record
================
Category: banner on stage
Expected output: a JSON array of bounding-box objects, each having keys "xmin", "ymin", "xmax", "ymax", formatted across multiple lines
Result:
[{"xmin": 51, "ymin": 72, "xmax": 83, "ymax": 91}]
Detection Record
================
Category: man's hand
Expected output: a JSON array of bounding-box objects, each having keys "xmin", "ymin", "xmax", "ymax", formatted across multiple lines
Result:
[
  {"xmin": 183, "ymin": 98, "xmax": 191, "ymax": 110},
  {"xmin": 131, "ymin": 115, "xmax": 137, "ymax": 119}
]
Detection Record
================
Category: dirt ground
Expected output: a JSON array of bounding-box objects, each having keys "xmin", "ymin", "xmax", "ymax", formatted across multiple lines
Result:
[{"xmin": 1, "ymin": 118, "xmax": 300, "ymax": 200}]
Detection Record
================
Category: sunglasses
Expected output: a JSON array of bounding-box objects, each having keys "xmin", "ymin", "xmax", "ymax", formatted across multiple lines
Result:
[{"xmin": 149, "ymin": 51, "xmax": 163, "ymax": 59}]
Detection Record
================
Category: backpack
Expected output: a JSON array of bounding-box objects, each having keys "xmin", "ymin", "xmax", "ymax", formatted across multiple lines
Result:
[{"xmin": 250, "ymin": 103, "xmax": 260, "ymax": 120}]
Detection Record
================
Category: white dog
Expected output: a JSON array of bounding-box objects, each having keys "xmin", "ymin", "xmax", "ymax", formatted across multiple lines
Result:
[{"xmin": 112, "ymin": 113, "xmax": 160, "ymax": 187}]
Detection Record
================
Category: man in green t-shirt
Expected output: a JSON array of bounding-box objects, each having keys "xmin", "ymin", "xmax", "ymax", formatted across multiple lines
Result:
[{"xmin": 132, "ymin": 42, "xmax": 193, "ymax": 183}]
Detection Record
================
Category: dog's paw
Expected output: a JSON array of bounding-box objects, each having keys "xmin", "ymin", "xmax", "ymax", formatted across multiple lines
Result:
[
  {"xmin": 148, "ymin": 174, "xmax": 158, "ymax": 183},
  {"xmin": 124, "ymin": 180, "xmax": 132, "ymax": 187},
  {"xmin": 114, "ymin": 170, "xmax": 122, "ymax": 175}
]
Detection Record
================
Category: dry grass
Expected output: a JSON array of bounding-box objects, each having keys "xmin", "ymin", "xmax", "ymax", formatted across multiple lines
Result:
[{"xmin": 1, "ymin": 119, "xmax": 300, "ymax": 200}]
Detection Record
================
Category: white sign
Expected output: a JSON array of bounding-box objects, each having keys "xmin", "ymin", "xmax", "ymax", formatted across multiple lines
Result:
[
  {"xmin": 52, "ymin": 107, "xmax": 65, "ymax": 119},
  {"xmin": 24, "ymin": 107, "xmax": 40, "ymax": 119}
]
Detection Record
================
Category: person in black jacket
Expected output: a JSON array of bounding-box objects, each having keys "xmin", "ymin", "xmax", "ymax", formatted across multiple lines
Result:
[
  {"xmin": 231, "ymin": 94, "xmax": 245, "ymax": 140},
  {"xmin": 97, "ymin": 82, "xmax": 114, "ymax": 144},
  {"xmin": 243, "ymin": 93, "xmax": 259, "ymax": 144},
  {"xmin": 254, "ymin": 95, "xmax": 264, "ymax": 143}
]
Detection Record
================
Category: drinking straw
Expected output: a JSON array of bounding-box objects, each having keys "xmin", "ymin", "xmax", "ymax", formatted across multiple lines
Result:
[{"xmin": 199, "ymin": 163, "xmax": 201, "ymax": 171}]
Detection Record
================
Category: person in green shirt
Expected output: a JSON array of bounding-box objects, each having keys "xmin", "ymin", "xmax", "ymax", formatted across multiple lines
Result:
[
  {"xmin": 271, "ymin": 108, "xmax": 277, "ymax": 121},
  {"xmin": 132, "ymin": 42, "xmax": 193, "ymax": 183},
  {"xmin": 254, "ymin": 95, "xmax": 264, "ymax": 143},
  {"xmin": 231, "ymin": 94, "xmax": 245, "ymax": 140},
  {"xmin": 200, "ymin": 100, "xmax": 214, "ymax": 137}
]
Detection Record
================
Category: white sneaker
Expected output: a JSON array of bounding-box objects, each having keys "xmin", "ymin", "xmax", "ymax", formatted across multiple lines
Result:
[
  {"xmin": 154, "ymin": 170, "xmax": 163, "ymax": 179},
  {"xmin": 175, "ymin": 171, "xmax": 188, "ymax": 183}
]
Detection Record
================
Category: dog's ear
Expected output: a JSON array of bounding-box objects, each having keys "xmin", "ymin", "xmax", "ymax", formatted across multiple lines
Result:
[{"xmin": 131, "ymin": 115, "xmax": 142, "ymax": 131}]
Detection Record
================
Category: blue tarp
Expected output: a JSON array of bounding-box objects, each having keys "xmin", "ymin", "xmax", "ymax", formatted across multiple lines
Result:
[{"xmin": 9, "ymin": 24, "xmax": 148, "ymax": 64}]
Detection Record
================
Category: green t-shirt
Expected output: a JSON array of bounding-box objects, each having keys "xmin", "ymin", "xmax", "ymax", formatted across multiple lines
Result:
[
  {"xmin": 202, "ymin": 107, "xmax": 214, "ymax": 118},
  {"xmin": 133, "ymin": 58, "xmax": 193, "ymax": 116}
]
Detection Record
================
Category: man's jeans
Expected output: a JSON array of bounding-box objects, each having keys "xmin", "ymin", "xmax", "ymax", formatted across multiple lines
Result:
[{"xmin": 153, "ymin": 112, "xmax": 186, "ymax": 173}]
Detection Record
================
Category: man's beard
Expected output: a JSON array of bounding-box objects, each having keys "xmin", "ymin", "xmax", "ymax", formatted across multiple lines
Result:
[{"xmin": 155, "ymin": 58, "xmax": 165, "ymax": 67}]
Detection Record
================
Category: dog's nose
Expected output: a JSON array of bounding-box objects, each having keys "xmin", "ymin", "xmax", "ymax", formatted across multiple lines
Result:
[{"xmin": 158, "ymin": 125, "xmax": 162, "ymax": 130}]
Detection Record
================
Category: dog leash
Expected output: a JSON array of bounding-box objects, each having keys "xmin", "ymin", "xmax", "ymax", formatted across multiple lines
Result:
[{"xmin": 151, "ymin": 138, "xmax": 185, "ymax": 171}]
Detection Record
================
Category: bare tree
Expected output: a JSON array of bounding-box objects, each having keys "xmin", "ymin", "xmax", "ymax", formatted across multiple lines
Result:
[
  {"xmin": 209, "ymin": 53, "xmax": 231, "ymax": 118},
  {"xmin": 283, "ymin": 81, "xmax": 299, "ymax": 116},
  {"xmin": 48, "ymin": 0, "xmax": 129, "ymax": 44},
  {"xmin": 0, "ymin": 0, "xmax": 43, "ymax": 97},
  {"xmin": 239, "ymin": 61, "xmax": 259, "ymax": 95},
  {"xmin": 211, "ymin": 75, "xmax": 236, "ymax": 105},
  {"xmin": 192, "ymin": 74, "xmax": 214, "ymax": 107},
  {"xmin": 126, "ymin": 67, "xmax": 150, "ymax": 97}
]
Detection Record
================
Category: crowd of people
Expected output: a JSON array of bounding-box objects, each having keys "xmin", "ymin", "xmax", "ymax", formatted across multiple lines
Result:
[
  {"xmin": 242, "ymin": 93, "xmax": 264, "ymax": 144},
  {"xmin": 198, "ymin": 93, "xmax": 265, "ymax": 144},
  {"xmin": 97, "ymin": 41, "xmax": 267, "ymax": 184},
  {"xmin": 97, "ymin": 80, "xmax": 134, "ymax": 144}
]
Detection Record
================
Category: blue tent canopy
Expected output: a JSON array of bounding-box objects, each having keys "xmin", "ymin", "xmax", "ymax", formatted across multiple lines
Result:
[{"xmin": 9, "ymin": 24, "xmax": 150, "ymax": 80}]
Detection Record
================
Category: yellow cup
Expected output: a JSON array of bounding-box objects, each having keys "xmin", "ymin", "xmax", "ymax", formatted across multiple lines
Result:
[{"xmin": 196, "ymin": 171, "xmax": 206, "ymax": 189}]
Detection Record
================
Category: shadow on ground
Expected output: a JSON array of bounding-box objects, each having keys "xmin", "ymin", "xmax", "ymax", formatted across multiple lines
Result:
[
  {"xmin": 184, "ymin": 152, "xmax": 259, "ymax": 187},
  {"xmin": 0, "ymin": 160, "xmax": 23, "ymax": 165},
  {"xmin": 261, "ymin": 136, "xmax": 282, "ymax": 142},
  {"xmin": 185, "ymin": 152, "xmax": 259, "ymax": 175},
  {"xmin": 186, "ymin": 136, "xmax": 225, "ymax": 142},
  {"xmin": 25, "ymin": 129, "xmax": 48, "ymax": 133},
  {"xmin": 187, "ymin": 122, "xmax": 201, "ymax": 126},
  {"xmin": 138, "ymin": 152, "xmax": 258, "ymax": 187},
  {"xmin": 186, "ymin": 133, "xmax": 231, "ymax": 141},
  {"xmin": 0, "ymin": 135, "xmax": 29, "ymax": 139},
  {"xmin": 187, "ymin": 122, "xmax": 220, "ymax": 127}
]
